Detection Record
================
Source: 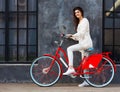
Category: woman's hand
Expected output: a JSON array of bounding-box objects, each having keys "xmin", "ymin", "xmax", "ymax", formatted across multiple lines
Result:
[{"xmin": 66, "ymin": 34, "xmax": 72, "ymax": 38}]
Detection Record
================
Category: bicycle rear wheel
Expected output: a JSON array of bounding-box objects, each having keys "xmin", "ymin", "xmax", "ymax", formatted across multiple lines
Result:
[
  {"xmin": 84, "ymin": 57, "xmax": 115, "ymax": 87},
  {"xmin": 30, "ymin": 56, "xmax": 61, "ymax": 87}
]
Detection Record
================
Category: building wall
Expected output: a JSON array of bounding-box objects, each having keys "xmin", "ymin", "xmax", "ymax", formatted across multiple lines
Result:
[
  {"xmin": 0, "ymin": 0, "xmax": 120, "ymax": 84},
  {"xmin": 38, "ymin": 0, "xmax": 103, "ymax": 83},
  {"xmin": 0, "ymin": 0, "xmax": 104, "ymax": 82},
  {"xmin": 38, "ymin": 0, "xmax": 103, "ymax": 56}
]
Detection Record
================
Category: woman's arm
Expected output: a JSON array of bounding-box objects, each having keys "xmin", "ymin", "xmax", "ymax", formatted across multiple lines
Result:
[{"xmin": 71, "ymin": 19, "xmax": 89, "ymax": 41}]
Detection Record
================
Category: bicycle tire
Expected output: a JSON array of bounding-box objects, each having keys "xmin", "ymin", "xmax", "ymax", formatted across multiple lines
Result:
[
  {"xmin": 30, "ymin": 56, "xmax": 61, "ymax": 87},
  {"xmin": 84, "ymin": 57, "xmax": 115, "ymax": 87}
]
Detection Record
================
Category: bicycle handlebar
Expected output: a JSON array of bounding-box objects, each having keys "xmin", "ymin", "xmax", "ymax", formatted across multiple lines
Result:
[
  {"xmin": 54, "ymin": 33, "xmax": 68, "ymax": 46},
  {"xmin": 60, "ymin": 33, "xmax": 67, "ymax": 38}
]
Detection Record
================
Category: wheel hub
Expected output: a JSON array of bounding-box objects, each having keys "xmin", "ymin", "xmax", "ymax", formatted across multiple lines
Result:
[{"xmin": 42, "ymin": 67, "xmax": 50, "ymax": 74}]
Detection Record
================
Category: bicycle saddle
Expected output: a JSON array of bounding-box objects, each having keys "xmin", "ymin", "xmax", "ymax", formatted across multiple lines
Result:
[{"xmin": 85, "ymin": 47, "xmax": 94, "ymax": 52}]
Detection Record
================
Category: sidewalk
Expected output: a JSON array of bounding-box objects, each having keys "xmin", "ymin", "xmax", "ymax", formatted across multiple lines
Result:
[{"xmin": 0, "ymin": 83, "xmax": 120, "ymax": 92}]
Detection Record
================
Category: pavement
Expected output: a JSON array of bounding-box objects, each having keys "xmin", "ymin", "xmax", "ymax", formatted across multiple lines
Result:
[{"xmin": 0, "ymin": 83, "xmax": 120, "ymax": 92}]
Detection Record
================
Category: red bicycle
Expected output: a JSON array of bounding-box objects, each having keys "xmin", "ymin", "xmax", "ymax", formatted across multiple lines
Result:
[{"xmin": 30, "ymin": 34, "xmax": 116, "ymax": 87}]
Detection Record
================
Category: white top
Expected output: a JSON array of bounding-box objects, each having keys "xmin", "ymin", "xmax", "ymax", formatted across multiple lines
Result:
[{"xmin": 72, "ymin": 18, "xmax": 93, "ymax": 48}]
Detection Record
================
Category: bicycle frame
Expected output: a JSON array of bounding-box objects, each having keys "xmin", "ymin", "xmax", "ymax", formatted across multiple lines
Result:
[
  {"xmin": 44, "ymin": 46, "xmax": 69, "ymax": 76},
  {"xmin": 43, "ymin": 34, "xmax": 116, "ymax": 78},
  {"xmin": 44, "ymin": 45, "xmax": 117, "ymax": 77},
  {"xmin": 30, "ymin": 35, "xmax": 117, "ymax": 87}
]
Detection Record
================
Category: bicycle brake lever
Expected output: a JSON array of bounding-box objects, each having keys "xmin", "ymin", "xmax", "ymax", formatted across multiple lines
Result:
[{"xmin": 54, "ymin": 41, "xmax": 59, "ymax": 44}]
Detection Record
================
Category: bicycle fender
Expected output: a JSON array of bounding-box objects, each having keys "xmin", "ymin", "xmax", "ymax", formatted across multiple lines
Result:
[
  {"xmin": 82, "ymin": 54, "xmax": 102, "ymax": 69},
  {"xmin": 102, "ymin": 52, "xmax": 116, "ymax": 72},
  {"xmin": 103, "ymin": 56, "xmax": 117, "ymax": 72}
]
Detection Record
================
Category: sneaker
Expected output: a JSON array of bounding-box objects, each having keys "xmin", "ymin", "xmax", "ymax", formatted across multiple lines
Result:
[
  {"xmin": 78, "ymin": 81, "xmax": 89, "ymax": 87},
  {"xmin": 63, "ymin": 68, "xmax": 75, "ymax": 75}
]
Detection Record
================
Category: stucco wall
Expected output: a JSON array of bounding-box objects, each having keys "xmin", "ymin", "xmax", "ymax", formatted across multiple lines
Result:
[
  {"xmin": 37, "ymin": 0, "xmax": 103, "ymax": 83},
  {"xmin": 0, "ymin": 0, "xmax": 120, "ymax": 84},
  {"xmin": 0, "ymin": 0, "xmax": 108, "ymax": 83},
  {"xmin": 38, "ymin": 0, "xmax": 102, "ymax": 57},
  {"xmin": 38, "ymin": 0, "xmax": 103, "ymax": 71}
]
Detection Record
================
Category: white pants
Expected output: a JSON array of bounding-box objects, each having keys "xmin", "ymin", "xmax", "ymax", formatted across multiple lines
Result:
[{"xmin": 67, "ymin": 43, "xmax": 87, "ymax": 66}]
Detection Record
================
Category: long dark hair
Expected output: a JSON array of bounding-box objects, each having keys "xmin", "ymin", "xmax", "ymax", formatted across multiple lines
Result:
[{"xmin": 73, "ymin": 7, "xmax": 84, "ymax": 30}]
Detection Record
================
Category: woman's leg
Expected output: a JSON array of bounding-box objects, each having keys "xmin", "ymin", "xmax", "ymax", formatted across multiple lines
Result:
[
  {"xmin": 63, "ymin": 44, "xmax": 83, "ymax": 75},
  {"xmin": 67, "ymin": 44, "xmax": 83, "ymax": 66}
]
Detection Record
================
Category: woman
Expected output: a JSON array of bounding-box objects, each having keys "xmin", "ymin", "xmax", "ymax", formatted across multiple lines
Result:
[{"xmin": 63, "ymin": 7, "xmax": 93, "ymax": 87}]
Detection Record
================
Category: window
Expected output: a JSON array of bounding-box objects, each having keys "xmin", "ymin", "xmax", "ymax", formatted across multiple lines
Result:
[
  {"xmin": 0, "ymin": 0, "xmax": 38, "ymax": 63},
  {"xmin": 103, "ymin": 0, "xmax": 120, "ymax": 64}
]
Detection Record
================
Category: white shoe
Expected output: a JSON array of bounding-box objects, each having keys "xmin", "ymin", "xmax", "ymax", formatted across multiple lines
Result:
[
  {"xmin": 78, "ymin": 81, "xmax": 89, "ymax": 87},
  {"xmin": 63, "ymin": 68, "xmax": 75, "ymax": 75}
]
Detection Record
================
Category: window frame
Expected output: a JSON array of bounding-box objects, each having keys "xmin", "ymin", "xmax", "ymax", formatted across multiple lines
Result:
[
  {"xmin": 0, "ymin": 0, "xmax": 38, "ymax": 63},
  {"xmin": 103, "ymin": 0, "xmax": 120, "ymax": 64}
]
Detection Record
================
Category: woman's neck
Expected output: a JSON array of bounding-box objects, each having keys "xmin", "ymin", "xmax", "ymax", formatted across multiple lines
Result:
[
  {"xmin": 79, "ymin": 17, "xmax": 83, "ymax": 21},
  {"xmin": 79, "ymin": 17, "xmax": 83, "ymax": 23}
]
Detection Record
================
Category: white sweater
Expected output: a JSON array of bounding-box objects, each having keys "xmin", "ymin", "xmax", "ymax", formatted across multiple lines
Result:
[{"xmin": 72, "ymin": 18, "xmax": 93, "ymax": 48}]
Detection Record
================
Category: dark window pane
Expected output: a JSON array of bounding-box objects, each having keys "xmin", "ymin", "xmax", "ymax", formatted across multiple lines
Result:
[
  {"xmin": 28, "ymin": 0, "xmax": 36, "ymax": 11},
  {"xmin": 0, "ymin": 14, "xmax": 5, "ymax": 28},
  {"xmin": 9, "ymin": 46, "xmax": 17, "ymax": 61},
  {"xmin": 115, "ymin": 6, "xmax": 120, "ymax": 12},
  {"xmin": 115, "ymin": 29, "xmax": 120, "ymax": 45},
  {"xmin": 105, "ymin": 18, "xmax": 113, "ymax": 28},
  {"xmin": 9, "ymin": 14, "xmax": 17, "ymax": 28},
  {"xmin": 113, "ymin": 12, "xmax": 120, "ymax": 18},
  {"xmin": 0, "ymin": 0, "xmax": 5, "ymax": 11},
  {"xmin": 105, "ymin": 0, "xmax": 113, "ymax": 11},
  {"xmin": 9, "ymin": 30, "xmax": 17, "ymax": 45},
  {"xmin": 28, "ymin": 46, "xmax": 36, "ymax": 60},
  {"xmin": 0, "ymin": 29, "xmax": 5, "ymax": 44},
  {"xmin": 19, "ymin": 29, "xmax": 26, "ymax": 45},
  {"xmin": 28, "ymin": 29, "xmax": 36, "ymax": 45},
  {"xmin": 9, "ymin": 0, "xmax": 17, "ymax": 11},
  {"xmin": 28, "ymin": 14, "xmax": 36, "ymax": 28},
  {"xmin": 19, "ymin": 46, "xmax": 26, "ymax": 61},
  {"xmin": 115, "ymin": 18, "xmax": 120, "ymax": 28},
  {"xmin": 104, "ymin": 46, "xmax": 113, "ymax": 52},
  {"xmin": 18, "ymin": 0, "xmax": 27, "ymax": 11},
  {"xmin": 0, "ymin": 46, "xmax": 5, "ymax": 61},
  {"xmin": 104, "ymin": 29, "xmax": 113, "ymax": 45},
  {"xmin": 19, "ymin": 13, "xmax": 27, "ymax": 28},
  {"xmin": 114, "ymin": 46, "xmax": 120, "ymax": 63}
]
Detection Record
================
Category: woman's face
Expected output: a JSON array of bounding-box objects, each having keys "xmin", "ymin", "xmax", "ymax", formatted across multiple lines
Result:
[{"xmin": 74, "ymin": 9, "xmax": 82, "ymax": 19}]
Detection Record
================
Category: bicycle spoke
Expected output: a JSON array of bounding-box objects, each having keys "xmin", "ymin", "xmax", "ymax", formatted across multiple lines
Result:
[{"xmin": 30, "ymin": 56, "xmax": 61, "ymax": 87}]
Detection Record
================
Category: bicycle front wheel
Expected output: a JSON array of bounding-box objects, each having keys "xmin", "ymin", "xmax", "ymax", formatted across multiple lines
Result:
[
  {"xmin": 30, "ymin": 56, "xmax": 61, "ymax": 87},
  {"xmin": 84, "ymin": 57, "xmax": 115, "ymax": 87}
]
